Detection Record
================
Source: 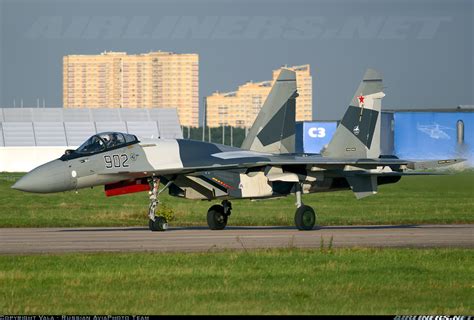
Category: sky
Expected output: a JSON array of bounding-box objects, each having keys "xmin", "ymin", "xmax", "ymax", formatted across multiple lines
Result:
[{"xmin": 0, "ymin": 0, "xmax": 472, "ymax": 121}]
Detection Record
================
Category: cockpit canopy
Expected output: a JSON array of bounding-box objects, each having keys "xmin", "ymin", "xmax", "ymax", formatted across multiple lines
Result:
[{"xmin": 75, "ymin": 132, "xmax": 139, "ymax": 154}]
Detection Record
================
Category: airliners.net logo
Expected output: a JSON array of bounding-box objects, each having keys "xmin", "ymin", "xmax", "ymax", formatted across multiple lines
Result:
[{"xmin": 394, "ymin": 316, "xmax": 473, "ymax": 320}]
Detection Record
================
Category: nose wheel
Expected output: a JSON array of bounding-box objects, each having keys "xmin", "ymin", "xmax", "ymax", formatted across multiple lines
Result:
[
  {"xmin": 207, "ymin": 200, "xmax": 232, "ymax": 230},
  {"xmin": 149, "ymin": 216, "xmax": 167, "ymax": 232}
]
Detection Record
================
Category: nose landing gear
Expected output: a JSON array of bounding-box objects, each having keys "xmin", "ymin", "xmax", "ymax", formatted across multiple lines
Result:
[{"xmin": 148, "ymin": 177, "xmax": 168, "ymax": 231}]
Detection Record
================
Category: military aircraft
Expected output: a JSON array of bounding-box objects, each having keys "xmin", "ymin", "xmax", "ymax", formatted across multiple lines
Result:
[{"xmin": 12, "ymin": 69, "xmax": 462, "ymax": 231}]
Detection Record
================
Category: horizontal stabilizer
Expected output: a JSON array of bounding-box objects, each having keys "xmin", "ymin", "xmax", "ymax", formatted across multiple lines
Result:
[
  {"xmin": 407, "ymin": 158, "xmax": 465, "ymax": 170},
  {"xmin": 354, "ymin": 171, "xmax": 446, "ymax": 176},
  {"xmin": 346, "ymin": 175, "xmax": 378, "ymax": 199}
]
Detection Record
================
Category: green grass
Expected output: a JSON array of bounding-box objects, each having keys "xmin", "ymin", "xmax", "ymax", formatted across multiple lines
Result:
[
  {"xmin": 0, "ymin": 171, "xmax": 473, "ymax": 228},
  {"xmin": 0, "ymin": 248, "xmax": 472, "ymax": 314}
]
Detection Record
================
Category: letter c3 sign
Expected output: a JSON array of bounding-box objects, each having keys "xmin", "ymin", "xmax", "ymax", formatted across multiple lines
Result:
[{"xmin": 308, "ymin": 127, "xmax": 326, "ymax": 138}]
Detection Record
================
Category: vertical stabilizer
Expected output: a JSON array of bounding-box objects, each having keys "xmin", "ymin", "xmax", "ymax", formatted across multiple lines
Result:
[
  {"xmin": 241, "ymin": 69, "xmax": 298, "ymax": 154},
  {"xmin": 322, "ymin": 69, "xmax": 384, "ymax": 159}
]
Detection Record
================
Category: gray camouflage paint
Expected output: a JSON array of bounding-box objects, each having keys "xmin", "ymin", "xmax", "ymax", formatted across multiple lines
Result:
[
  {"xmin": 12, "ymin": 69, "xmax": 461, "ymax": 201},
  {"xmin": 322, "ymin": 68, "xmax": 384, "ymax": 159},
  {"xmin": 241, "ymin": 68, "xmax": 297, "ymax": 154}
]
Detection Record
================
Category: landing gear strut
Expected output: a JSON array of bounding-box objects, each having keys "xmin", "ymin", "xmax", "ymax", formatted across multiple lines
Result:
[
  {"xmin": 207, "ymin": 200, "xmax": 232, "ymax": 230},
  {"xmin": 148, "ymin": 177, "xmax": 168, "ymax": 231},
  {"xmin": 294, "ymin": 183, "xmax": 316, "ymax": 231}
]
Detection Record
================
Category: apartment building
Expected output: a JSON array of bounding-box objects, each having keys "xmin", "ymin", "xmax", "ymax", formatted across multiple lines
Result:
[
  {"xmin": 206, "ymin": 64, "xmax": 312, "ymax": 127},
  {"xmin": 63, "ymin": 51, "xmax": 199, "ymax": 127}
]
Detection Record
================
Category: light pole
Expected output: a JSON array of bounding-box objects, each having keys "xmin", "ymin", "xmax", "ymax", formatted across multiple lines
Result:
[
  {"xmin": 222, "ymin": 123, "xmax": 225, "ymax": 145},
  {"xmin": 202, "ymin": 97, "xmax": 206, "ymax": 142}
]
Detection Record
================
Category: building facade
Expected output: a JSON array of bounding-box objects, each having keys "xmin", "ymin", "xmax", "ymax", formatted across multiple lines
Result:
[
  {"xmin": 63, "ymin": 51, "xmax": 199, "ymax": 127},
  {"xmin": 206, "ymin": 65, "xmax": 313, "ymax": 128}
]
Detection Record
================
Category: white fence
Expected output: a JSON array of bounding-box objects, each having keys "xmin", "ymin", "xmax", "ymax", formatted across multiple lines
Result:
[{"xmin": 0, "ymin": 108, "xmax": 183, "ymax": 147}]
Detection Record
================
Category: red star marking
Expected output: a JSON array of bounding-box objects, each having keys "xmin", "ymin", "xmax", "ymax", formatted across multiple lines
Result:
[{"xmin": 357, "ymin": 95, "xmax": 365, "ymax": 104}]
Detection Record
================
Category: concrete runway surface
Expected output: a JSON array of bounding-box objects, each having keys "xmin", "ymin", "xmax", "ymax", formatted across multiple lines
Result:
[{"xmin": 1, "ymin": 224, "xmax": 472, "ymax": 254}]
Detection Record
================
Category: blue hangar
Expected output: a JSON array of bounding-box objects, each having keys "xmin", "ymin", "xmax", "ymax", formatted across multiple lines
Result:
[{"xmin": 296, "ymin": 106, "xmax": 474, "ymax": 166}]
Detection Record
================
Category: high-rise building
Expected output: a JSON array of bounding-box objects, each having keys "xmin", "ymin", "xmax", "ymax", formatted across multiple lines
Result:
[
  {"xmin": 63, "ymin": 51, "xmax": 199, "ymax": 127},
  {"xmin": 206, "ymin": 64, "xmax": 312, "ymax": 128}
]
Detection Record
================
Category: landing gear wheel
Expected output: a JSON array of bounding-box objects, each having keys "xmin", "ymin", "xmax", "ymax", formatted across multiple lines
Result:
[
  {"xmin": 207, "ymin": 205, "xmax": 228, "ymax": 230},
  {"xmin": 149, "ymin": 216, "xmax": 168, "ymax": 232},
  {"xmin": 294, "ymin": 205, "xmax": 316, "ymax": 231}
]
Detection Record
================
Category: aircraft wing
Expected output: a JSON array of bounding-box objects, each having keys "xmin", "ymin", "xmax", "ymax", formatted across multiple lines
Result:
[
  {"xmin": 132, "ymin": 153, "xmax": 411, "ymax": 177},
  {"xmin": 95, "ymin": 146, "xmax": 464, "ymax": 186}
]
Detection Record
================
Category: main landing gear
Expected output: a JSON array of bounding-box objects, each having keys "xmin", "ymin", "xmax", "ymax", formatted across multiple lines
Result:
[
  {"xmin": 148, "ymin": 177, "xmax": 168, "ymax": 232},
  {"xmin": 294, "ymin": 183, "xmax": 316, "ymax": 231},
  {"xmin": 207, "ymin": 200, "xmax": 232, "ymax": 230},
  {"xmin": 148, "ymin": 178, "xmax": 315, "ymax": 231},
  {"xmin": 204, "ymin": 185, "xmax": 316, "ymax": 231}
]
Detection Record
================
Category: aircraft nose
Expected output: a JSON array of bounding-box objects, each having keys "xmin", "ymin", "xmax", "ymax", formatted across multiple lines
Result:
[{"xmin": 11, "ymin": 159, "xmax": 72, "ymax": 193}]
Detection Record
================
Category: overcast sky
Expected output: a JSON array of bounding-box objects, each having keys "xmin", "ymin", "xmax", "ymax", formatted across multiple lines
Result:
[{"xmin": 0, "ymin": 0, "xmax": 472, "ymax": 121}]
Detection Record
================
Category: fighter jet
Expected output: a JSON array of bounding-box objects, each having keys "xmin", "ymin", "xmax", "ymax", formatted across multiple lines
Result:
[{"xmin": 12, "ymin": 69, "xmax": 462, "ymax": 231}]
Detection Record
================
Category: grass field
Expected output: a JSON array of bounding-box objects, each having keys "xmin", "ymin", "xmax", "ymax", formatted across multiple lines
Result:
[
  {"xmin": 1, "ymin": 171, "xmax": 472, "ymax": 315},
  {"xmin": 0, "ymin": 170, "xmax": 473, "ymax": 228},
  {"xmin": 0, "ymin": 248, "xmax": 472, "ymax": 315}
]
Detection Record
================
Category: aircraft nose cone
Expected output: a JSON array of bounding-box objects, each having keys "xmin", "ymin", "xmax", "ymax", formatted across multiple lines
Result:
[{"xmin": 12, "ymin": 160, "xmax": 72, "ymax": 193}]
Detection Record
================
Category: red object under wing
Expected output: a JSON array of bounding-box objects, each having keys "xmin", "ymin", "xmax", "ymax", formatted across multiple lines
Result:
[{"xmin": 105, "ymin": 178, "xmax": 150, "ymax": 197}]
